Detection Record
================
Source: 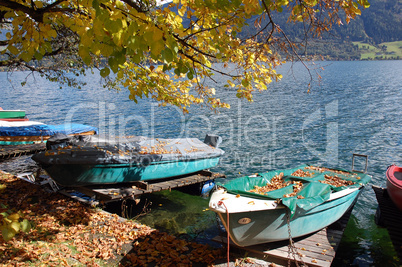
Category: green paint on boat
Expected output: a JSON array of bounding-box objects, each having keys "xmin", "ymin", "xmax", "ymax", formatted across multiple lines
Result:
[{"xmin": 0, "ymin": 110, "xmax": 26, "ymax": 119}]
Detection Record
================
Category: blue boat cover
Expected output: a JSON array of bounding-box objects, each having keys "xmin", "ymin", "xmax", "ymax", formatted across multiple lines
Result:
[{"xmin": 0, "ymin": 123, "xmax": 98, "ymax": 136}]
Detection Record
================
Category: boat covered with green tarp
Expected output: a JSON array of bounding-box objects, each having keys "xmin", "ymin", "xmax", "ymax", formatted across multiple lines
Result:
[{"xmin": 209, "ymin": 164, "xmax": 371, "ymax": 247}]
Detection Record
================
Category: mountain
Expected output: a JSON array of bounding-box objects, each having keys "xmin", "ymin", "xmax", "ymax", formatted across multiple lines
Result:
[{"xmin": 239, "ymin": 0, "xmax": 402, "ymax": 60}]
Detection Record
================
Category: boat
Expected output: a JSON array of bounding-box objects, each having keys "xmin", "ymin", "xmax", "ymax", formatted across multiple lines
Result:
[
  {"xmin": 0, "ymin": 107, "xmax": 28, "ymax": 121},
  {"xmin": 0, "ymin": 120, "xmax": 98, "ymax": 145},
  {"xmin": 0, "ymin": 118, "xmax": 29, "ymax": 122},
  {"xmin": 209, "ymin": 165, "xmax": 371, "ymax": 247},
  {"xmin": 386, "ymin": 165, "xmax": 402, "ymax": 211},
  {"xmin": 32, "ymin": 134, "xmax": 224, "ymax": 187}
]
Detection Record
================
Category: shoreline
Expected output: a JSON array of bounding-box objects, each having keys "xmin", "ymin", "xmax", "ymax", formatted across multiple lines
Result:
[
  {"xmin": 0, "ymin": 170, "xmax": 275, "ymax": 266},
  {"xmin": 0, "ymin": 170, "xmax": 224, "ymax": 266}
]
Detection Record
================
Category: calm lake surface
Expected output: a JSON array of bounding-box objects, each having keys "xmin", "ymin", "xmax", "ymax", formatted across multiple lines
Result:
[{"xmin": 1, "ymin": 60, "xmax": 401, "ymax": 266}]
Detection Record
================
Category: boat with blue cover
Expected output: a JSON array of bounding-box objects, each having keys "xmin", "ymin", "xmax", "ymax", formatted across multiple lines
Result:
[
  {"xmin": 0, "ymin": 120, "xmax": 98, "ymax": 145},
  {"xmin": 209, "ymin": 165, "xmax": 371, "ymax": 247},
  {"xmin": 32, "ymin": 134, "xmax": 224, "ymax": 187}
]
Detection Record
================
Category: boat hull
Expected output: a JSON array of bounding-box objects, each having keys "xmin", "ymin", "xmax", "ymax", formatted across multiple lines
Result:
[
  {"xmin": 0, "ymin": 110, "xmax": 26, "ymax": 119},
  {"xmin": 212, "ymin": 188, "xmax": 361, "ymax": 247},
  {"xmin": 386, "ymin": 165, "xmax": 402, "ymax": 211},
  {"xmin": 0, "ymin": 118, "xmax": 29, "ymax": 122},
  {"xmin": 0, "ymin": 122, "xmax": 98, "ymax": 145},
  {"xmin": 33, "ymin": 134, "xmax": 224, "ymax": 186},
  {"xmin": 41, "ymin": 157, "xmax": 221, "ymax": 186}
]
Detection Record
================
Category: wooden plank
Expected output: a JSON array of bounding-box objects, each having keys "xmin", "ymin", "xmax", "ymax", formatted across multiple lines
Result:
[
  {"xmin": 273, "ymin": 249, "xmax": 334, "ymax": 264},
  {"xmin": 213, "ymin": 204, "xmax": 353, "ymax": 266},
  {"xmin": 213, "ymin": 234, "xmax": 332, "ymax": 267},
  {"xmin": 0, "ymin": 131, "xmax": 96, "ymax": 142},
  {"xmin": 293, "ymin": 243, "xmax": 336, "ymax": 257},
  {"xmin": 295, "ymin": 237, "xmax": 337, "ymax": 251},
  {"xmin": 271, "ymin": 242, "xmax": 335, "ymax": 260},
  {"xmin": 62, "ymin": 171, "xmax": 225, "ymax": 203},
  {"xmin": 260, "ymin": 248, "xmax": 332, "ymax": 267},
  {"xmin": 0, "ymin": 143, "xmax": 46, "ymax": 158}
]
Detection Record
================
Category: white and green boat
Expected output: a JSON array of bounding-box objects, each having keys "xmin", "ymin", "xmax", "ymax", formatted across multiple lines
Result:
[
  {"xmin": 32, "ymin": 134, "xmax": 224, "ymax": 187},
  {"xmin": 0, "ymin": 108, "xmax": 26, "ymax": 120},
  {"xmin": 209, "ymin": 165, "xmax": 371, "ymax": 247}
]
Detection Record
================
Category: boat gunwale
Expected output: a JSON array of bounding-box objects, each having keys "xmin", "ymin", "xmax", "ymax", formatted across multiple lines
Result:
[
  {"xmin": 0, "ymin": 131, "xmax": 97, "ymax": 142},
  {"xmin": 94, "ymin": 155, "xmax": 222, "ymax": 167},
  {"xmin": 386, "ymin": 165, "xmax": 402, "ymax": 189}
]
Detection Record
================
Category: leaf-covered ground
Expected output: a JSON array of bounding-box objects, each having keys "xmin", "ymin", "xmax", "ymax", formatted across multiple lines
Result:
[{"xmin": 0, "ymin": 170, "xmax": 226, "ymax": 266}]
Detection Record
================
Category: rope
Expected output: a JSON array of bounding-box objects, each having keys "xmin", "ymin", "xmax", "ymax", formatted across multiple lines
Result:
[{"xmin": 218, "ymin": 200, "xmax": 230, "ymax": 267}]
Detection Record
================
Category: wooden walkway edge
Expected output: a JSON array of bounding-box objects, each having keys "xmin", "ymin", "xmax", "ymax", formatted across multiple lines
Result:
[
  {"xmin": 19, "ymin": 170, "xmax": 225, "ymax": 204},
  {"xmin": 213, "ymin": 206, "xmax": 354, "ymax": 267},
  {"xmin": 372, "ymin": 185, "xmax": 402, "ymax": 260},
  {"xmin": 62, "ymin": 170, "xmax": 224, "ymax": 203},
  {"xmin": 0, "ymin": 143, "xmax": 46, "ymax": 159}
]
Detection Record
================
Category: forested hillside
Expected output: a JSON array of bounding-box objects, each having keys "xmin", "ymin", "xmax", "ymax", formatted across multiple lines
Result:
[{"xmin": 240, "ymin": 0, "xmax": 401, "ymax": 60}]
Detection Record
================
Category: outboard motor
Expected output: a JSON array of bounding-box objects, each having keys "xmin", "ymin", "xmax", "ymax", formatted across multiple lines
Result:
[
  {"xmin": 46, "ymin": 134, "xmax": 96, "ymax": 150},
  {"xmin": 204, "ymin": 134, "xmax": 222, "ymax": 148},
  {"xmin": 46, "ymin": 133, "xmax": 74, "ymax": 150}
]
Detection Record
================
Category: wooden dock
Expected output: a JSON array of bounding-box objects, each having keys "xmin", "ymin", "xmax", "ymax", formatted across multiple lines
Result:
[
  {"xmin": 373, "ymin": 185, "xmax": 402, "ymax": 260},
  {"xmin": 0, "ymin": 143, "xmax": 46, "ymax": 159},
  {"xmin": 26, "ymin": 170, "xmax": 225, "ymax": 204},
  {"xmin": 213, "ymin": 206, "xmax": 353, "ymax": 266}
]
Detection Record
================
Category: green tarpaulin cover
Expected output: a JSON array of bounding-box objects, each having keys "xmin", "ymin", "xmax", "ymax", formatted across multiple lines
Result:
[{"xmin": 218, "ymin": 165, "xmax": 371, "ymax": 217}]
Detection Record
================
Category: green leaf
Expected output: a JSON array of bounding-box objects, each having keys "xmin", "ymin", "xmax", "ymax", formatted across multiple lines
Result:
[
  {"xmin": 132, "ymin": 53, "xmax": 141, "ymax": 64},
  {"xmin": 100, "ymin": 67, "xmax": 110, "ymax": 78},
  {"xmin": 34, "ymin": 52, "xmax": 43, "ymax": 61},
  {"xmin": 1, "ymin": 227, "xmax": 15, "ymax": 242},
  {"xmin": 162, "ymin": 48, "xmax": 173, "ymax": 63},
  {"xmin": 108, "ymin": 57, "xmax": 119, "ymax": 73},
  {"xmin": 8, "ymin": 45, "xmax": 19, "ymax": 55},
  {"xmin": 20, "ymin": 52, "xmax": 32, "ymax": 63},
  {"xmin": 20, "ymin": 219, "xmax": 31, "ymax": 233},
  {"xmin": 92, "ymin": 0, "xmax": 100, "ymax": 9},
  {"xmin": 43, "ymin": 42, "xmax": 52, "ymax": 53},
  {"xmin": 10, "ymin": 221, "xmax": 20, "ymax": 233},
  {"xmin": 115, "ymin": 50, "xmax": 127, "ymax": 65}
]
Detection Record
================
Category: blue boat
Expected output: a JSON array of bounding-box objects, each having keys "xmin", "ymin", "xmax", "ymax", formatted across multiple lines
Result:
[
  {"xmin": 209, "ymin": 165, "xmax": 371, "ymax": 247},
  {"xmin": 32, "ymin": 134, "xmax": 224, "ymax": 187},
  {"xmin": 0, "ymin": 120, "xmax": 98, "ymax": 145}
]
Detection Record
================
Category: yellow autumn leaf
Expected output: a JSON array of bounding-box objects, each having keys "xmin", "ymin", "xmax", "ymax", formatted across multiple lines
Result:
[
  {"xmin": 8, "ymin": 213, "xmax": 20, "ymax": 222},
  {"xmin": 7, "ymin": 45, "xmax": 19, "ymax": 55}
]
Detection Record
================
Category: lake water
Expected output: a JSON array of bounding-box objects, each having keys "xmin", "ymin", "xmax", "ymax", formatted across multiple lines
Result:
[{"xmin": 1, "ymin": 60, "xmax": 401, "ymax": 266}]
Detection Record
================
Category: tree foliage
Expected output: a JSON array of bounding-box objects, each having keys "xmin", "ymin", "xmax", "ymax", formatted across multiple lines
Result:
[
  {"xmin": 1, "ymin": 184, "xmax": 31, "ymax": 241},
  {"xmin": 0, "ymin": 0, "xmax": 369, "ymax": 112}
]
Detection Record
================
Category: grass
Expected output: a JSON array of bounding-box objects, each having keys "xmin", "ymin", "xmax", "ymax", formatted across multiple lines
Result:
[{"xmin": 353, "ymin": 41, "xmax": 402, "ymax": 60}]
